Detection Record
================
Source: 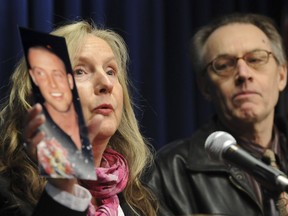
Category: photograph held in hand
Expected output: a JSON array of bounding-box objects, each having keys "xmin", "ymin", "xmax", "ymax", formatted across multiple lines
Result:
[{"xmin": 19, "ymin": 27, "xmax": 96, "ymax": 180}]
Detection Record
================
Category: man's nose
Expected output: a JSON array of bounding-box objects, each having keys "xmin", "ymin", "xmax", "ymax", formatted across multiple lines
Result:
[
  {"xmin": 48, "ymin": 76, "xmax": 57, "ymax": 88},
  {"xmin": 235, "ymin": 58, "xmax": 253, "ymax": 78},
  {"xmin": 234, "ymin": 58, "xmax": 253, "ymax": 84}
]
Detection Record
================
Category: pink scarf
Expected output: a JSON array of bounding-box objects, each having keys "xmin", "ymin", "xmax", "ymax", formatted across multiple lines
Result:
[{"xmin": 80, "ymin": 148, "xmax": 129, "ymax": 216}]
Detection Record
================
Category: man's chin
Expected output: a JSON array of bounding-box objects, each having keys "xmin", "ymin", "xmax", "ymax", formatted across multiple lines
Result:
[
  {"xmin": 222, "ymin": 111, "xmax": 258, "ymax": 125},
  {"xmin": 45, "ymin": 103, "xmax": 71, "ymax": 114},
  {"xmin": 234, "ymin": 112, "xmax": 259, "ymax": 124}
]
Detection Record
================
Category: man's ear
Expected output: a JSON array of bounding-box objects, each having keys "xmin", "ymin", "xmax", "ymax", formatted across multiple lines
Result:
[
  {"xmin": 278, "ymin": 64, "xmax": 287, "ymax": 92},
  {"xmin": 29, "ymin": 69, "xmax": 39, "ymax": 86},
  {"xmin": 67, "ymin": 73, "xmax": 74, "ymax": 90},
  {"xmin": 197, "ymin": 75, "xmax": 211, "ymax": 101}
]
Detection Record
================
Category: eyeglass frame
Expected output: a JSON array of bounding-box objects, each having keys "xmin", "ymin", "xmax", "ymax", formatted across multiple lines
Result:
[{"xmin": 203, "ymin": 49, "xmax": 276, "ymax": 76}]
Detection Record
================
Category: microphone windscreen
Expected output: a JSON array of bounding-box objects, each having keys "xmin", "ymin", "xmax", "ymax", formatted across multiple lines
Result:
[{"xmin": 205, "ymin": 131, "xmax": 236, "ymax": 161}]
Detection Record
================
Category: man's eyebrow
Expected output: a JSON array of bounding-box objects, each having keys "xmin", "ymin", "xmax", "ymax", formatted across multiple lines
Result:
[
  {"xmin": 31, "ymin": 66, "xmax": 65, "ymax": 72},
  {"xmin": 30, "ymin": 66, "xmax": 46, "ymax": 71},
  {"xmin": 52, "ymin": 69, "xmax": 66, "ymax": 74}
]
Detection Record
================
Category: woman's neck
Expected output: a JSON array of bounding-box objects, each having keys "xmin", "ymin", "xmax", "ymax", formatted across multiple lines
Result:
[{"xmin": 92, "ymin": 140, "xmax": 109, "ymax": 167}]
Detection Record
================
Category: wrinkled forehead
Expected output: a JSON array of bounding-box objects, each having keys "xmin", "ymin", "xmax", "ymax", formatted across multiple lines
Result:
[{"xmin": 203, "ymin": 23, "xmax": 271, "ymax": 62}]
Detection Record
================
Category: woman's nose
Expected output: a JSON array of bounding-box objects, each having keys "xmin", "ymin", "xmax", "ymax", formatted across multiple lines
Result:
[{"xmin": 93, "ymin": 72, "xmax": 114, "ymax": 94}]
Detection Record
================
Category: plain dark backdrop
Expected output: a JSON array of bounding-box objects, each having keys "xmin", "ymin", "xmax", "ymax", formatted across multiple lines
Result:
[{"xmin": 1, "ymin": 0, "xmax": 288, "ymax": 150}]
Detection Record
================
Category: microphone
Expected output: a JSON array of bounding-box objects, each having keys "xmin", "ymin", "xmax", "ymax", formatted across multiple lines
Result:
[{"xmin": 205, "ymin": 131, "xmax": 288, "ymax": 193}]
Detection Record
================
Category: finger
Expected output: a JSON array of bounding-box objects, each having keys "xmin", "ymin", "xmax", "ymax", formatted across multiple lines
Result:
[
  {"xmin": 23, "ymin": 104, "xmax": 45, "ymax": 141},
  {"xmin": 25, "ymin": 130, "xmax": 45, "ymax": 161},
  {"xmin": 27, "ymin": 114, "xmax": 45, "ymax": 139},
  {"xmin": 24, "ymin": 103, "xmax": 42, "ymax": 124},
  {"xmin": 22, "ymin": 103, "xmax": 46, "ymax": 161},
  {"xmin": 26, "ymin": 130, "xmax": 45, "ymax": 152}
]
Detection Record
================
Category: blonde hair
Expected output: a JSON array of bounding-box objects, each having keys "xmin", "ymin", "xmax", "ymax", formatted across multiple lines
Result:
[
  {"xmin": 0, "ymin": 58, "xmax": 44, "ymax": 207},
  {"xmin": 0, "ymin": 20, "xmax": 158, "ymax": 215}
]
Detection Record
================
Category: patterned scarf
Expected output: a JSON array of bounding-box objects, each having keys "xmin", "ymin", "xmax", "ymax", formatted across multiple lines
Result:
[{"xmin": 80, "ymin": 148, "xmax": 129, "ymax": 216}]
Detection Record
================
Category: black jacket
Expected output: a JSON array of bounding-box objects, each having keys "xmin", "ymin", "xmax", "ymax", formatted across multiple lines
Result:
[
  {"xmin": 147, "ymin": 117, "xmax": 288, "ymax": 216},
  {"xmin": 0, "ymin": 175, "xmax": 87, "ymax": 216},
  {"xmin": 0, "ymin": 175, "xmax": 138, "ymax": 216}
]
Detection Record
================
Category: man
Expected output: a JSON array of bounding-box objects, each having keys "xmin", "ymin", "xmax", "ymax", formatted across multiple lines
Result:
[
  {"xmin": 148, "ymin": 13, "xmax": 288, "ymax": 215},
  {"xmin": 28, "ymin": 46, "xmax": 83, "ymax": 178},
  {"xmin": 27, "ymin": 46, "xmax": 81, "ymax": 149},
  {"xmin": 28, "ymin": 46, "xmax": 74, "ymax": 114}
]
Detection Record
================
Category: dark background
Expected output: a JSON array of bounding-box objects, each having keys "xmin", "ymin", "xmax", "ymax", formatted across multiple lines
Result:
[{"xmin": 1, "ymin": 0, "xmax": 288, "ymax": 150}]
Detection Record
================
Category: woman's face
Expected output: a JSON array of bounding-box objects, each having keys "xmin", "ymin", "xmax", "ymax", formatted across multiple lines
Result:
[{"xmin": 73, "ymin": 35, "xmax": 123, "ymax": 145}]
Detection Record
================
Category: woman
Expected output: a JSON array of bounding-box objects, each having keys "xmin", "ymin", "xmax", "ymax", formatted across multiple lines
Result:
[{"xmin": 0, "ymin": 20, "xmax": 158, "ymax": 215}]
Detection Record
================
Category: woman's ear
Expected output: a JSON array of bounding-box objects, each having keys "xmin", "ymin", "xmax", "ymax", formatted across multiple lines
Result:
[{"xmin": 197, "ymin": 75, "xmax": 211, "ymax": 101}]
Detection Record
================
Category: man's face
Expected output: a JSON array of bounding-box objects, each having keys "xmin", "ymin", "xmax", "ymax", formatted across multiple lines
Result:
[
  {"xmin": 28, "ymin": 47, "xmax": 74, "ymax": 113},
  {"xmin": 201, "ymin": 23, "xmax": 287, "ymax": 126}
]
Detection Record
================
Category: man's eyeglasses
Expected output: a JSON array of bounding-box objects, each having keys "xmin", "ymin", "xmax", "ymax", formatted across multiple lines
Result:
[{"xmin": 205, "ymin": 50, "xmax": 275, "ymax": 77}]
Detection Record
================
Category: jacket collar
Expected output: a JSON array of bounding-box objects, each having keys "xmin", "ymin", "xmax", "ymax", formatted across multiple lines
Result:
[{"xmin": 185, "ymin": 116, "xmax": 265, "ymax": 208}]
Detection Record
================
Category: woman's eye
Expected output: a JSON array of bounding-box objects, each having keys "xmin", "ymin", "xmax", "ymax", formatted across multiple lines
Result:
[
  {"xmin": 73, "ymin": 67, "xmax": 92, "ymax": 82},
  {"xmin": 107, "ymin": 70, "xmax": 115, "ymax": 76},
  {"xmin": 106, "ymin": 66, "xmax": 117, "ymax": 76},
  {"xmin": 73, "ymin": 68, "xmax": 85, "ymax": 76}
]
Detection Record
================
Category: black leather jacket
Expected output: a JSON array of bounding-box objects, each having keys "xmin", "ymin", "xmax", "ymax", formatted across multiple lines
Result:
[
  {"xmin": 0, "ymin": 175, "xmax": 138, "ymax": 216},
  {"xmin": 147, "ymin": 116, "xmax": 288, "ymax": 216}
]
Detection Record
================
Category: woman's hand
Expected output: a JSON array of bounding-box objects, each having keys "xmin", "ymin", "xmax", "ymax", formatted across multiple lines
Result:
[
  {"xmin": 23, "ymin": 103, "xmax": 45, "ymax": 161},
  {"xmin": 23, "ymin": 103, "xmax": 78, "ymax": 193}
]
